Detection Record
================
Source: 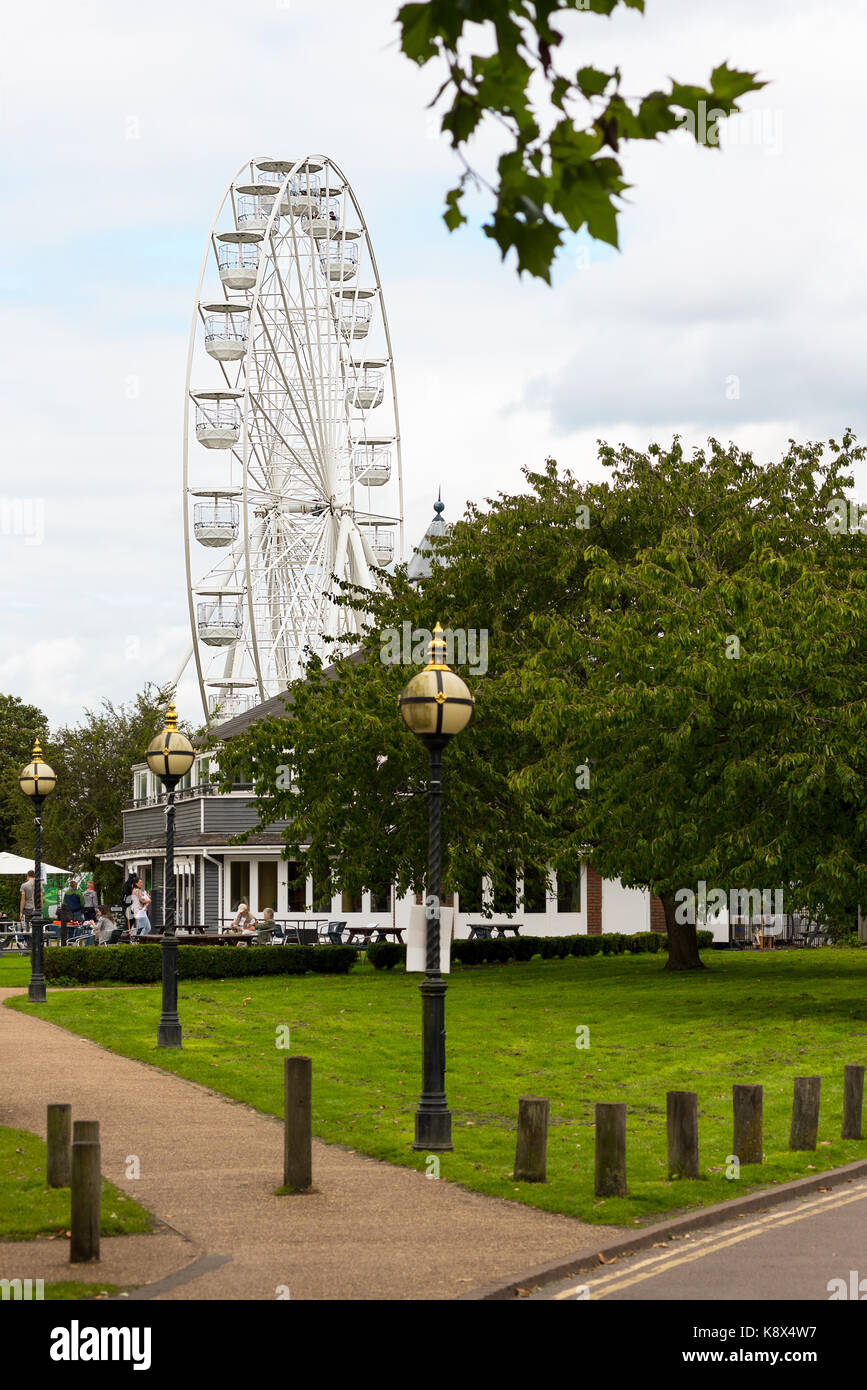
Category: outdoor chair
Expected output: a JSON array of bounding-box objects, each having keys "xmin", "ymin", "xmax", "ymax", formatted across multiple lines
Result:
[{"xmin": 324, "ymin": 920, "xmax": 347, "ymax": 945}]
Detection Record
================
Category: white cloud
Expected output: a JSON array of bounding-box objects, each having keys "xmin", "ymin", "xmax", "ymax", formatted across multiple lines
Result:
[{"xmin": 2, "ymin": 0, "xmax": 866, "ymax": 730}]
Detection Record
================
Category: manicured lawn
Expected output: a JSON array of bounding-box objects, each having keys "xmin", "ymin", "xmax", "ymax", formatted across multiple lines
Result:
[
  {"xmin": 0, "ymin": 956, "xmax": 32, "ymax": 988},
  {"xmin": 0, "ymin": 1126, "xmax": 152, "ymax": 1241},
  {"xmin": 7, "ymin": 950, "xmax": 867, "ymax": 1226}
]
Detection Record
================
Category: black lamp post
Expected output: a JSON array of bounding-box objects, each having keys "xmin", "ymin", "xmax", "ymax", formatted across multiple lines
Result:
[
  {"xmin": 146, "ymin": 701, "xmax": 195, "ymax": 1049},
  {"xmin": 399, "ymin": 622, "xmax": 474, "ymax": 1152},
  {"xmin": 19, "ymin": 740, "xmax": 57, "ymax": 1004}
]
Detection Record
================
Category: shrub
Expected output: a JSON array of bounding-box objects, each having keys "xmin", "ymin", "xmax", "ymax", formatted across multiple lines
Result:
[
  {"xmin": 510, "ymin": 936, "xmax": 543, "ymax": 961},
  {"xmin": 629, "ymin": 932, "xmax": 664, "ymax": 954},
  {"xmin": 366, "ymin": 942, "xmax": 406, "ymax": 970},
  {"xmin": 569, "ymin": 936, "xmax": 603, "ymax": 957},
  {"xmin": 42, "ymin": 943, "xmax": 357, "ymax": 984}
]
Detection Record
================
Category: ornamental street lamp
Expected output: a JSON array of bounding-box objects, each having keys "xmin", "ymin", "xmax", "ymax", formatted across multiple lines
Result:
[
  {"xmin": 19, "ymin": 740, "xmax": 57, "ymax": 1004},
  {"xmin": 399, "ymin": 622, "xmax": 474, "ymax": 1152},
  {"xmin": 146, "ymin": 701, "xmax": 195, "ymax": 1049}
]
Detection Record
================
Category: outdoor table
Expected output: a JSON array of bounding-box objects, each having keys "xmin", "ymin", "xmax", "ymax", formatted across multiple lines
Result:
[
  {"xmin": 375, "ymin": 927, "xmax": 404, "ymax": 942},
  {"xmin": 468, "ymin": 923, "xmax": 523, "ymax": 939},
  {"xmin": 345, "ymin": 925, "xmax": 405, "ymax": 945}
]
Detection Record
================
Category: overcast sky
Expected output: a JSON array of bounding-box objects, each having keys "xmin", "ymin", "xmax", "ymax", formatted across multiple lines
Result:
[{"xmin": 2, "ymin": 0, "xmax": 865, "ymax": 729}]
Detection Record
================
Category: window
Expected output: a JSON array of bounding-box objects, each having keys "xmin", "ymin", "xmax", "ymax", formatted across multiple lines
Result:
[
  {"xmin": 134, "ymin": 771, "xmax": 148, "ymax": 801},
  {"xmin": 522, "ymin": 866, "xmax": 548, "ymax": 914},
  {"xmin": 312, "ymin": 868, "xmax": 332, "ymax": 913},
  {"xmin": 457, "ymin": 879, "xmax": 484, "ymax": 915},
  {"xmin": 257, "ymin": 862, "xmax": 278, "ymax": 912},
  {"xmin": 287, "ymin": 862, "xmax": 307, "ymax": 912},
  {"xmin": 230, "ymin": 862, "xmax": 250, "ymax": 911},
  {"xmin": 341, "ymin": 889, "xmax": 362, "ymax": 914},
  {"xmin": 369, "ymin": 881, "xmax": 392, "ymax": 913},
  {"xmin": 175, "ymin": 866, "xmax": 195, "ymax": 925},
  {"xmin": 492, "ymin": 877, "xmax": 517, "ymax": 916},
  {"xmin": 557, "ymin": 872, "xmax": 581, "ymax": 913}
]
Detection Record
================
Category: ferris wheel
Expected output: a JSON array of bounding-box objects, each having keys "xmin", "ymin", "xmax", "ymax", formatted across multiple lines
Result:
[{"xmin": 180, "ymin": 156, "xmax": 404, "ymax": 723}]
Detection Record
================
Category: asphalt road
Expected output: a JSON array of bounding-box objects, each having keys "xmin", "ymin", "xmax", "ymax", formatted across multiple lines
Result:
[{"xmin": 531, "ymin": 1178, "xmax": 867, "ymax": 1300}]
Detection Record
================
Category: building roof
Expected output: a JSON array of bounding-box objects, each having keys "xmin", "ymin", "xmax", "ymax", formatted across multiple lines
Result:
[
  {"xmin": 407, "ymin": 494, "xmax": 448, "ymax": 584},
  {"xmin": 98, "ymin": 832, "xmax": 297, "ymax": 860}
]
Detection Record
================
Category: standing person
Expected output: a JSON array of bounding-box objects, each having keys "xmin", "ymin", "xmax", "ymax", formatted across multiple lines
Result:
[
  {"xmin": 19, "ymin": 870, "xmax": 36, "ymax": 926},
  {"xmin": 121, "ymin": 872, "xmax": 137, "ymax": 936},
  {"xmin": 63, "ymin": 880, "xmax": 83, "ymax": 921},
  {"xmin": 82, "ymin": 880, "xmax": 99, "ymax": 923},
  {"xmin": 131, "ymin": 878, "xmax": 152, "ymax": 936}
]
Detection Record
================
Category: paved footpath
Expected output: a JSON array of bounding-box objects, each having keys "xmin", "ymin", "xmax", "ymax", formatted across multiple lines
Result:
[{"xmin": 0, "ymin": 989, "xmax": 623, "ymax": 1301}]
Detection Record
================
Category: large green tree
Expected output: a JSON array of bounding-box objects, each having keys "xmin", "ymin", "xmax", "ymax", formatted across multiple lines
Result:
[
  {"xmin": 397, "ymin": 0, "xmax": 764, "ymax": 279},
  {"xmin": 9, "ymin": 683, "xmax": 173, "ymax": 903},
  {"xmin": 218, "ymin": 434, "xmax": 866, "ymax": 970},
  {"xmin": 516, "ymin": 433, "xmax": 867, "ymax": 967}
]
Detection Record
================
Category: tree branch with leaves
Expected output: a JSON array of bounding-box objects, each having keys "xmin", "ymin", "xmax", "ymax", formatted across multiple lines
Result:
[{"xmin": 398, "ymin": 0, "xmax": 765, "ymax": 279}]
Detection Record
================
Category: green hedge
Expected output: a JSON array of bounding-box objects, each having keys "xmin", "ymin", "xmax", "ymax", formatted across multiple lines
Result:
[
  {"xmin": 365, "ymin": 942, "xmax": 405, "ymax": 970},
  {"xmin": 42, "ymin": 943, "xmax": 358, "ymax": 985},
  {"xmin": 366, "ymin": 930, "xmax": 698, "ymax": 969}
]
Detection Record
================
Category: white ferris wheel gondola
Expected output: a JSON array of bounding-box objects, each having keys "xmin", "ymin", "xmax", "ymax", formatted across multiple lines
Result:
[{"xmin": 179, "ymin": 155, "xmax": 405, "ymax": 723}]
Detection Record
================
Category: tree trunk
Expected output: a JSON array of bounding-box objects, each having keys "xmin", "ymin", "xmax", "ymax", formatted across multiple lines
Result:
[{"xmin": 661, "ymin": 890, "xmax": 705, "ymax": 971}]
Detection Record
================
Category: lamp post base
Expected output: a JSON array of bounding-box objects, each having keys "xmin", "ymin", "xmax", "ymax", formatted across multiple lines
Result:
[
  {"xmin": 27, "ymin": 981, "xmax": 47, "ymax": 1004},
  {"xmin": 412, "ymin": 1110, "xmax": 453, "ymax": 1152},
  {"xmin": 157, "ymin": 1020, "xmax": 182, "ymax": 1049}
]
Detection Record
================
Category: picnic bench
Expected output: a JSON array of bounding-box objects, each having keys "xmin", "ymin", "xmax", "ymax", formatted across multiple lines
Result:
[{"xmin": 467, "ymin": 922, "xmax": 523, "ymax": 940}]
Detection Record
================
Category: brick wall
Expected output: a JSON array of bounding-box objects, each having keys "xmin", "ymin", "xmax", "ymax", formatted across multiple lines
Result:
[
  {"xmin": 650, "ymin": 894, "xmax": 667, "ymax": 933},
  {"xmin": 586, "ymin": 866, "xmax": 603, "ymax": 935}
]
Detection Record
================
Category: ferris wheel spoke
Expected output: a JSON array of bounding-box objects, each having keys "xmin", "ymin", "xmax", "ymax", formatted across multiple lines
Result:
[
  {"xmin": 270, "ymin": 238, "xmax": 330, "ymax": 472},
  {"xmin": 250, "ymin": 310, "xmax": 325, "ymax": 472}
]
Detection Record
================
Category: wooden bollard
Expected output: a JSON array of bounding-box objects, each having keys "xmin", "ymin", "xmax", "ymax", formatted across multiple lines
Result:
[
  {"xmin": 594, "ymin": 1102, "xmax": 627, "ymax": 1197},
  {"xmin": 667, "ymin": 1091, "xmax": 699, "ymax": 1179},
  {"xmin": 513, "ymin": 1097, "xmax": 549, "ymax": 1182},
  {"xmin": 842, "ymin": 1064, "xmax": 865, "ymax": 1140},
  {"xmin": 70, "ymin": 1120, "xmax": 101, "ymax": 1263},
  {"xmin": 789, "ymin": 1076, "xmax": 821, "ymax": 1151},
  {"xmin": 283, "ymin": 1056, "xmax": 312, "ymax": 1191},
  {"xmin": 732, "ymin": 1084, "xmax": 763, "ymax": 1165},
  {"xmin": 46, "ymin": 1103, "xmax": 72, "ymax": 1188}
]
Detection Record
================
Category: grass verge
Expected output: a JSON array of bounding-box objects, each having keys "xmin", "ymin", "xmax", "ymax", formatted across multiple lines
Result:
[
  {"xmin": 7, "ymin": 949, "xmax": 867, "ymax": 1227},
  {"xmin": 0, "ymin": 1126, "xmax": 152, "ymax": 1241}
]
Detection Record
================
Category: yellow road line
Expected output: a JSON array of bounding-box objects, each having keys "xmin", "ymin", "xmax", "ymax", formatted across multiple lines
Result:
[{"xmin": 550, "ymin": 1183, "xmax": 867, "ymax": 1299}]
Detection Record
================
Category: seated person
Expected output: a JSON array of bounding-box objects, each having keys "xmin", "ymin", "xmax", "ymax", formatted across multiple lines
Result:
[
  {"xmin": 262, "ymin": 908, "xmax": 275, "ymax": 925},
  {"xmin": 231, "ymin": 903, "xmax": 257, "ymax": 933},
  {"xmin": 96, "ymin": 907, "xmax": 116, "ymax": 945}
]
